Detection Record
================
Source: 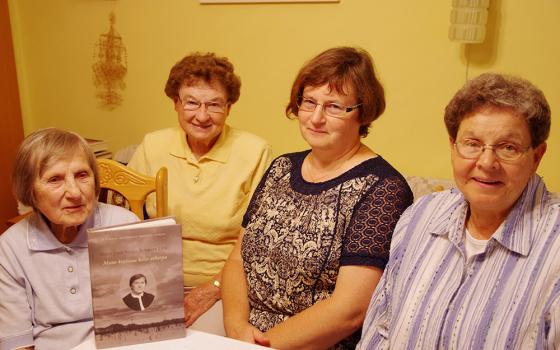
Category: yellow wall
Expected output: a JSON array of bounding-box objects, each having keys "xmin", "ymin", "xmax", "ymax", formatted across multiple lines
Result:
[{"xmin": 8, "ymin": 0, "xmax": 560, "ymax": 192}]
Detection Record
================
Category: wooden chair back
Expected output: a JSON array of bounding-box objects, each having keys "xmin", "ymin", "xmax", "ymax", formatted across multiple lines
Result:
[{"xmin": 97, "ymin": 159, "xmax": 168, "ymax": 219}]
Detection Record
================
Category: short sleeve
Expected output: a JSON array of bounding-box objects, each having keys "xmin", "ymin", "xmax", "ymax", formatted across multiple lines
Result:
[
  {"xmin": 240, "ymin": 143, "xmax": 272, "ymax": 215},
  {"xmin": 241, "ymin": 158, "xmax": 277, "ymax": 228},
  {"xmin": 127, "ymin": 140, "xmax": 150, "ymax": 174},
  {"xmin": 0, "ymin": 238, "xmax": 34, "ymax": 350},
  {"xmin": 340, "ymin": 176, "xmax": 413, "ymax": 268}
]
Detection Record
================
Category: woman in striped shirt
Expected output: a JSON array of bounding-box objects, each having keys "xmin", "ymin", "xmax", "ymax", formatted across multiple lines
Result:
[{"xmin": 358, "ymin": 73, "xmax": 560, "ymax": 349}]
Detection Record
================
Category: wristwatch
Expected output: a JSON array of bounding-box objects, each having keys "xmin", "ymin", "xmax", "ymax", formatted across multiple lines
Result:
[{"xmin": 213, "ymin": 279, "xmax": 221, "ymax": 289}]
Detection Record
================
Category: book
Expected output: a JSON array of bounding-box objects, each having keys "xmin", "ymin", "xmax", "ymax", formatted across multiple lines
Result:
[
  {"xmin": 86, "ymin": 138, "xmax": 109, "ymax": 154},
  {"xmin": 87, "ymin": 217, "xmax": 185, "ymax": 349},
  {"xmin": 94, "ymin": 150, "xmax": 113, "ymax": 159}
]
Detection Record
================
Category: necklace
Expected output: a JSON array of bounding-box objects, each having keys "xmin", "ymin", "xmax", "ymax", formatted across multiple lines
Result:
[{"xmin": 303, "ymin": 144, "xmax": 362, "ymax": 183}]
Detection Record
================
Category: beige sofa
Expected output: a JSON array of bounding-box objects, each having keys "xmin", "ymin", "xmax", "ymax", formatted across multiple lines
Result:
[
  {"xmin": 404, "ymin": 175, "xmax": 559, "ymax": 201},
  {"xmin": 404, "ymin": 175, "xmax": 455, "ymax": 202}
]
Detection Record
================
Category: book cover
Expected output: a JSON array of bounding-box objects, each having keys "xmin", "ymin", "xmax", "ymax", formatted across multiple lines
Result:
[{"xmin": 87, "ymin": 217, "xmax": 185, "ymax": 349}]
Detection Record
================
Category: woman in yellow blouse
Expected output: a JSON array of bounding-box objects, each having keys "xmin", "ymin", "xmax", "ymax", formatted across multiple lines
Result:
[{"xmin": 128, "ymin": 52, "xmax": 271, "ymax": 326}]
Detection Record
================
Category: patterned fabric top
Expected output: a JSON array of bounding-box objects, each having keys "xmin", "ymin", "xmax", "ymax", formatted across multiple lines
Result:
[
  {"xmin": 357, "ymin": 174, "xmax": 560, "ymax": 349},
  {"xmin": 241, "ymin": 150, "xmax": 413, "ymax": 349},
  {"xmin": 0, "ymin": 203, "xmax": 138, "ymax": 350}
]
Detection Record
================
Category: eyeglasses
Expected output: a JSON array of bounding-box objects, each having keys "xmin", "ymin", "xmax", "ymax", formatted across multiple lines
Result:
[
  {"xmin": 179, "ymin": 97, "xmax": 228, "ymax": 114},
  {"xmin": 454, "ymin": 140, "xmax": 531, "ymax": 162},
  {"xmin": 297, "ymin": 96, "xmax": 361, "ymax": 118}
]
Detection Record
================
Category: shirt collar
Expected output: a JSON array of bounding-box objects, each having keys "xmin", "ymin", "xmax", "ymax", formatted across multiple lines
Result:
[
  {"xmin": 431, "ymin": 174, "xmax": 547, "ymax": 256},
  {"xmin": 27, "ymin": 204, "xmax": 100, "ymax": 251},
  {"xmin": 492, "ymin": 174, "xmax": 547, "ymax": 256},
  {"xmin": 429, "ymin": 189, "xmax": 466, "ymax": 244},
  {"xmin": 169, "ymin": 125, "xmax": 230, "ymax": 164}
]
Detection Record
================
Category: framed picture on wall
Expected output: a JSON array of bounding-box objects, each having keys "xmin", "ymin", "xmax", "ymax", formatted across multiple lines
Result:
[{"xmin": 200, "ymin": 0, "xmax": 339, "ymax": 3}]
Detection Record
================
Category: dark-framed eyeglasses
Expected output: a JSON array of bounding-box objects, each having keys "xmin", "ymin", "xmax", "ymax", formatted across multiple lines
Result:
[
  {"xmin": 179, "ymin": 97, "xmax": 228, "ymax": 114},
  {"xmin": 296, "ymin": 96, "xmax": 361, "ymax": 118},
  {"xmin": 454, "ymin": 140, "xmax": 531, "ymax": 162}
]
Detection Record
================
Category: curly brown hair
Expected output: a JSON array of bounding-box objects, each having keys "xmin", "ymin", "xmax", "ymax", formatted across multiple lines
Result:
[
  {"xmin": 164, "ymin": 52, "xmax": 241, "ymax": 104},
  {"xmin": 444, "ymin": 73, "xmax": 551, "ymax": 147},
  {"xmin": 285, "ymin": 47, "xmax": 385, "ymax": 138}
]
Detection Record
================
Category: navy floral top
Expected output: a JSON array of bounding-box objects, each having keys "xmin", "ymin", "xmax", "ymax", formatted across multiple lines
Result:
[{"xmin": 241, "ymin": 151, "xmax": 413, "ymax": 349}]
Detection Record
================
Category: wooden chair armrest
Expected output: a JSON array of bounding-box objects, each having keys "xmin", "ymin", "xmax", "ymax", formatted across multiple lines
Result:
[{"xmin": 6, "ymin": 211, "xmax": 32, "ymax": 228}]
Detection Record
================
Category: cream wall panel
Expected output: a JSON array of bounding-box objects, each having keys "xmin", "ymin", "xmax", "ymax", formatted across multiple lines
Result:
[{"xmin": 8, "ymin": 0, "xmax": 560, "ymax": 192}]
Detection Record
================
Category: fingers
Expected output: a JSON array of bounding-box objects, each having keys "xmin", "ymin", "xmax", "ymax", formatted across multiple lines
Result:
[
  {"xmin": 184, "ymin": 314, "xmax": 195, "ymax": 327},
  {"xmin": 236, "ymin": 326, "xmax": 259, "ymax": 344},
  {"xmin": 225, "ymin": 322, "xmax": 269, "ymax": 346},
  {"xmin": 184, "ymin": 309, "xmax": 203, "ymax": 327},
  {"xmin": 183, "ymin": 293, "xmax": 199, "ymax": 327},
  {"xmin": 182, "ymin": 280, "xmax": 221, "ymax": 328},
  {"xmin": 183, "ymin": 299, "xmax": 202, "ymax": 327},
  {"xmin": 253, "ymin": 329, "xmax": 271, "ymax": 347},
  {"xmin": 183, "ymin": 288, "xmax": 217, "ymax": 327}
]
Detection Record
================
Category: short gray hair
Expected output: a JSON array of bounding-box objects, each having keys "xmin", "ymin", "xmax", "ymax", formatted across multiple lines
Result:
[
  {"xmin": 444, "ymin": 73, "xmax": 550, "ymax": 147},
  {"xmin": 12, "ymin": 128, "xmax": 99, "ymax": 209}
]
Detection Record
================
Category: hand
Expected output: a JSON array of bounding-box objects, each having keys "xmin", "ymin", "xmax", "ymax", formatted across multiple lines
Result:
[
  {"xmin": 183, "ymin": 280, "xmax": 220, "ymax": 327},
  {"xmin": 227, "ymin": 321, "xmax": 270, "ymax": 347},
  {"xmin": 254, "ymin": 329, "xmax": 271, "ymax": 347}
]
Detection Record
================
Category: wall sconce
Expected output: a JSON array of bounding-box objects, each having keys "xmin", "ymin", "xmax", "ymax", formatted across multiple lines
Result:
[{"xmin": 449, "ymin": 0, "xmax": 490, "ymax": 43}]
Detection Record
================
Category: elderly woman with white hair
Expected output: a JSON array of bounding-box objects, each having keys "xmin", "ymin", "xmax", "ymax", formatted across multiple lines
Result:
[{"xmin": 0, "ymin": 128, "xmax": 138, "ymax": 350}]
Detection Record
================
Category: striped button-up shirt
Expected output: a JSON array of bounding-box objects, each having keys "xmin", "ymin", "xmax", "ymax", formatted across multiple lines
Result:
[{"xmin": 358, "ymin": 175, "xmax": 560, "ymax": 349}]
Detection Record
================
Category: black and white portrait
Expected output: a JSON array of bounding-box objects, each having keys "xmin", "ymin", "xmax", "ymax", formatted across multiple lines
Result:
[{"xmin": 122, "ymin": 274, "xmax": 155, "ymax": 311}]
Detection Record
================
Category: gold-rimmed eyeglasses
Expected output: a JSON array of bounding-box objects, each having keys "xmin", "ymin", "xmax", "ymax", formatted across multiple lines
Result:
[
  {"xmin": 454, "ymin": 139, "xmax": 531, "ymax": 162},
  {"xmin": 297, "ymin": 96, "xmax": 361, "ymax": 118},
  {"xmin": 179, "ymin": 97, "xmax": 228, "ymax": 114}
]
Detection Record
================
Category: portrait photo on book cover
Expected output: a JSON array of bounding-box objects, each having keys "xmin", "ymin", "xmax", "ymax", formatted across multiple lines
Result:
[
  {"xmin": 88, "ymin": 220, "xmax": 186, "ymax": 348},
  {"xmin": 122, "ymin": 273, "xmax": 156, "ymax": 311}
]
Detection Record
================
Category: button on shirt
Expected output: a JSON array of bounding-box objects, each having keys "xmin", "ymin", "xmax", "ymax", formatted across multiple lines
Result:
[
  {"xmin": 0, "ymin": 203, "xmax": 138, "ymax": 350},
  {"xmin": 358, "ymin": 175, "xmax": 560, "ymax": 349}
]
